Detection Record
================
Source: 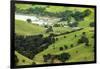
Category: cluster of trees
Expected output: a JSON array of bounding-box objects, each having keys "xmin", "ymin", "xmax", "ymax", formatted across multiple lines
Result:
[
  {"xmin": 16, "ymin": 5, "xmax": 91, "ymax": 23},
  {"xmin": 15, "ymin": 33, "xmax": 55, "ymax": 59},
  {"xmin": 43, "ymin": 52, "xmax": 71, "ymax": 63},
  {"xmin": 77, "ymin": 32, "xmax": 89, "ymax": 46}
]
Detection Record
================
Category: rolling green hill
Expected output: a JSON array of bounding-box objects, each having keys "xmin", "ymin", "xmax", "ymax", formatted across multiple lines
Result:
[
  {"xmin": 15, "ymin": 20, "xmax": 45, "ymax": 35},
  {"xmin": 78, "ymin": 8, "xmax": 95, "ymax": 27},
  {"xmin": 15, "ymin": 51, "xmax": 33, "ymax": 66},
  {"xmin": 33, "ymin": 27, "xmax": 94, "ymax": 64},
  {"xmin": 15, "ymin": 4, "xmax": 95, "ymax": 66},
  {"xmin": 15, "ymin": 4, "xmax": 32, "ymax": 10},
  {"xmin": 15, "ymin": 17, "xmax": 94, "ymax": 65}
]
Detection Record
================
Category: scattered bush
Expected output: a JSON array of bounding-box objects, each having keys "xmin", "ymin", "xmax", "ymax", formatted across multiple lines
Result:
[
  {"xmin": 82, "ymin": 32, "xmax": 86, "ymax": 35},
  {"xmin": 59, "ymin": 47, "xmax": 64, "ymax": 51},
  {"xmin": 70, "ymin": 44, "xmax": 74, "ymax": 48},
  {"xmin": 32, "ymin": 62, "xmax": 36, "ymax": 65},
  {"xmin": 55, "ymin": 38, "xmax": 58, "ymax": 41},
  {"xmin": 26, "ymin": 19, "xmax": 32, "ymax": 23},
  {"xmin": 82, "ymin": 9, "xmax": 91, "ymax": 17},
  {"xmin": 22, "ymin": 59, "xmax": 25, "ymax": 63},
  {"xmin": 57, "ymin": 52, "xmax": 70, "ymax": 62},
  {"xmin": 64, "ymin": 36, "xmax": 66, "ymax": 38},
  {"xmin": 76, "ymin": 50, "xmax": 78, "ymax": 53},
  {"xmin": 75, "ymin": 34, "xmax": 77, "ymax": 37},
  {"xmin": 53, "ymin": 24, "xmax": 61, "ymax": 27},
  {"xmin": 43, "ymin": 54, "xmax": 52, "ymax": 62},
  {"xmin": 91, "ymin": 35, "xmax": 94, "ymax": 38},
  {"xmin": 77, "ymin": 33, "xmax": 89, "ymax": 46},
  {"xmin": 64, "ymin": 45, "xmax": 68, "ymax": 49},
  {"xmin": 90, "ymin": 22, "xmax": 95, "ymax": 27}
]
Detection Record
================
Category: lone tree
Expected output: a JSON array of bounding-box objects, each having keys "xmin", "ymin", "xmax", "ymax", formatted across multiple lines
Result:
[
  {"xmin": 59, "ymin": 47, "xmax": 64, "ymax": 51},
  {"xmin": 64, "ymin": 45, "xmax": 68, "ymax": 49},
  {"xmin": 26, "ymin": 18, "xmax": 32, "ymax": 23},
  {"xmin": 57, "ymin": 52, "xmax": 70, "ymax": 63}
]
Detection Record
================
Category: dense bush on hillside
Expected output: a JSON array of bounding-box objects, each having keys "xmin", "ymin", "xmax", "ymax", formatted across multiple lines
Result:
[
  {"xmin": 15, "ymin": 33, "xmax": 55, "ymax": 59},
  {"xmin": 53, "ymin": 24, "xmax": 61, "ymax": 27},
  {"xmin": 72, "ymin": 11, "xmax": 84, "ymax": 21},
  {"xmin": 43, "ymin": 52, "xmax": 70, "ymax": 63},
  {"xmin": 82, "ymin": 9, "xmax": 91, "ymax": 17}
]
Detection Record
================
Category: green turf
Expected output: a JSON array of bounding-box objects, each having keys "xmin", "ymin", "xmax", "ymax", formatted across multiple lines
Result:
[
  {"xmin": 15, "ymin": 4, "xmax": 32, "ymax": 10},
  {"xmin": 15, "ymin": 20, "xmax": 45, "ymax": 36},
  {"xmin": 15, "ymin": 51, "xmax": 33, "ymax": 66},
  {"xmin": 33, "ymin": 27, "xmax": 94, "ymax": 64},
  {"xmin": 15, "ymin": 4, "xmax": 95, "ymax": 65}
]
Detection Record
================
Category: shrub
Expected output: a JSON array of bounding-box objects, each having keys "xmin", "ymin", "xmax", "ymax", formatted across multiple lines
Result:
[
  {"xmin": 75, "ymin": 34, "xmax": 77, "ymax": 37},
  {"xmin": 64, "ymin": 45, "xmax": 68, "ymax": 49},
  {"xmin": 85, "ymin": 43, "xmax": 89, "ymax": 46},
  {"xmin": 90, "ymin": 22, "xmax": 95, "ymax": 27},
  {"xmin": 44, "ymin": 25, "xmax": 48, "ymax": 28},
  {"xmin": 76, "ymin": 50, "xmax": 78, "ymax": 53},
  {"xmin": 32, "ymin": 62, "xmax": 36, "ymax": 65},
  {"xmin": 82, "ymin": 32, "xmax": 86, "ymax": 35},
  {"xmin": 82, "ymin": 9, "xmax": 91, "ymax": 17},
  {"xmin": 91, "ymin": 35, "xmax": 94, "ymax": 38},
  {"xmin": 26, "ymin": 19, "xmax": 32, "ymax": 23},
  {"xmin": 59, "ymin": 47, "xmax": 64, "ymax": 51},
  {"xmin": 70, "ymin": 44, "xmax": 74, "ymax": 48},
  {"xmin": 22, "ymin": 59, "xmax": 25, "ymax": 63},
  {"xmin": 53, "ymin": 24, "xmax": 61, "ymax": 27},
  {"xmin": 57, "ymin": 52, "xmax": 70, "ymax": 62},
  {"xmin": 64, "ymin": 36, "xmax": 66, "ymax": 38},
  {"xmin": 55, "ymin": 38, "xmax": 58, "ymax": 41},
  {"xmin": 77, "ymin": 34, "xmax": 89, "ymax": 46},
  {"xmin": 43, "ymin": 55, "xmax": 48, "ymax": 62},
  {"xmin": 43, "ymin": 54, "xmax": 51, "ymax": 62}
]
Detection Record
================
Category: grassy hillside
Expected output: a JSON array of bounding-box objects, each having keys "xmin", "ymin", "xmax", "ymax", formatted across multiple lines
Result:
[
  {"xmin": 33, "ymin": 27, "xmax": 94, "ymax": 64},
  {"xmin": 16, "ymin": 4, "xmax": 32, "ymax": 10},
  {"xmin": 78, "ymin": 8, "xmax": 95, "ymax": 27},
  {"xmin": 15, "ymin": 4, "xmax": 95, "ymax": 66},
  {"xmin": 15, "ymin": 51, "xmax": 33, "ymax": 66},
  {"xmin": 15, "ymin": 20, "xmax": 45, "ymax": 35},
  {"xmin": 45, "ymin": 6, "xmax": 90, "ymax": 13}
]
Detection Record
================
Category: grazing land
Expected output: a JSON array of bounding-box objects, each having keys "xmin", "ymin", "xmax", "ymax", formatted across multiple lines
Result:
[{"xmin": 14, "ymin": 3, "xmax": 95, "ymax": 66}]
